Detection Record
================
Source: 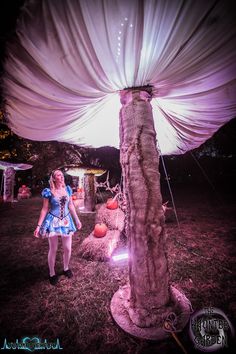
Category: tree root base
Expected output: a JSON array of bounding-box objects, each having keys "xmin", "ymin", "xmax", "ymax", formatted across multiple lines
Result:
[{"xmin": 110, "ymin": 285, "xmax": 192, "ymax": 340}]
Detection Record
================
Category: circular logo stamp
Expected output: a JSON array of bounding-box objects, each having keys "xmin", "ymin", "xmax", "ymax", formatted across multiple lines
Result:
[{"xmin": 189, "ymin": 307, "xmax": 234, "ymax": 352}]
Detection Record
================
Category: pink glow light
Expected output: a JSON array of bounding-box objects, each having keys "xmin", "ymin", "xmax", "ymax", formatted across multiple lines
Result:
[{"xmin": 112, "ymin": 253, "xmax": 129, "ymax": 261}]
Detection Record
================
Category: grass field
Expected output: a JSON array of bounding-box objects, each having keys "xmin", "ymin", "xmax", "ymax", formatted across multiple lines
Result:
[{"xmin": 0, "ymin": 188, "xmax": 235, "ymax": 353}]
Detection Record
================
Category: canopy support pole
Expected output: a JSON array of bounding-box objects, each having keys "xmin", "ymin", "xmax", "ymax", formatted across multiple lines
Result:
[
  {"xmin": 84, "ymin": 173, "xmax": 95, "ymax": 212},
  {"xmin": 3, "ymin": 167, "xmax": 15, "ymax": 203}
]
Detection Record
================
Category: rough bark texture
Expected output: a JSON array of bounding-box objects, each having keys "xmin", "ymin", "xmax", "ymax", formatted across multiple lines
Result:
[
  {"xmin": 84, "ymin": 173, "xmax": 95, "ymax": 212},
  {"xmin": 71, "ymin": 176, "xmax": 79, "ymax": 189},
  {"xmin": 3, "ymin": 167, "xmax": 15, "ymax": 202},
  {"xmin": 119, "ymin": 88, "xmax": 170, "ymax": 327}
]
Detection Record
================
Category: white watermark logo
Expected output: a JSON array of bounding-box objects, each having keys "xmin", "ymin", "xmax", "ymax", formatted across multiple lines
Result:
[
  {"xmin": 1, "ymin": 337, "xmax": 63, "ymax": 351},
  {"xmin": 189, "ymin": 307, "xmax": 234, "ymax": 352}
]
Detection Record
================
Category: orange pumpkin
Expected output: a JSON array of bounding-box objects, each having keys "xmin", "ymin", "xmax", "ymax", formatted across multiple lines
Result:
[
  {"xmin": 106, "ymin": 198, "xmax": 118, "ymax": 210},
  {"xmin": 93, "ymin": 223, "xmax": 108, "ymax": 238}
]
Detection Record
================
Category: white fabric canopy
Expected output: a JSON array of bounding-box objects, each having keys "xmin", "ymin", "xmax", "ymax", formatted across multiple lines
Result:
[
  {"xmin": 2, "ymin": 0, "xmax": 236, "ymax": 154},
  {"xmin": 0, "ymin": 160, "xmax": 32, "ymax": 171}
]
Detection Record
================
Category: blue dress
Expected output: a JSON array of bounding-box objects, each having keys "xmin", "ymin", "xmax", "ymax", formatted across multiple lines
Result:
[{"xmin": 39, "ymin": 185, "xmax": 77, "ymax": 238}]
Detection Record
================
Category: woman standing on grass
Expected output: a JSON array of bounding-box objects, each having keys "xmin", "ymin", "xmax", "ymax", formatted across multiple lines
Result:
[{"xmin": 34, "ymin": 169, "xmax": 82, "ymax": 285}]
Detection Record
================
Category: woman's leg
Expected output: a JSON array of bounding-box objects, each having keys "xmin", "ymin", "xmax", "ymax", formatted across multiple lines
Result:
[
  {"xmin": 48, "ymin": 236, "xmax": 58, "ymax": 277},
  {"xmin": 61, "ymin": 235, "xmax": 72, "ymax": 271}
]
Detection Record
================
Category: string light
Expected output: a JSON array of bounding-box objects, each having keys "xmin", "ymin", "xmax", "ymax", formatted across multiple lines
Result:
[{"xmin": 116, "ymin": 17, "xmax": 132, "ymax": 63}]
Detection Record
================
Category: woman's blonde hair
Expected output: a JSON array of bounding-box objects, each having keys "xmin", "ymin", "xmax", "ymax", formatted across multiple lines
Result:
[{"xmin": 49, "ymin": 169, "xmax": 65, "ymax": 192}]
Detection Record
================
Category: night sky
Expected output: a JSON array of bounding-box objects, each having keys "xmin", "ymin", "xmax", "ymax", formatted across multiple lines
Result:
[{"xmin": 0, "ymin": 1, "xmax": 25, "ymax": 68}]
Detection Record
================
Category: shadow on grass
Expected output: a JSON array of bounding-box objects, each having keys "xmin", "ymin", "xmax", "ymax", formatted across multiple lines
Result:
[{"xmin": 0, "ymin": 264, "xmax": 47, "ymax": 299}]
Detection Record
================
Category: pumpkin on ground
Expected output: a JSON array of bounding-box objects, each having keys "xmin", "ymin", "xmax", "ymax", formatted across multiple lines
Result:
[{"xmin": 17, "ymin": 185, "xmax": 31, "ymax": 199}]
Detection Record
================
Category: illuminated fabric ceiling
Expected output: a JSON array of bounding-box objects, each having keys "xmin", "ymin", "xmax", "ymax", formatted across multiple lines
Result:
[
  {"xmin": 0, "ymin": 160, "xmax": 32, "ymax": 170},
  {"xmin": 2, "ymin": 0, "xmax": 236, "ymax": 154}
]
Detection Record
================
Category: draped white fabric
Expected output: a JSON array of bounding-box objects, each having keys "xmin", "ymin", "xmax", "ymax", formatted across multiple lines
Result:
[
  {"xmin": 3, "ymin": 0, "xmax": 236, "ymax": 154},
  {"xmin": 0, "ymin": 160, "xmax": 32, "ymax": 171}
]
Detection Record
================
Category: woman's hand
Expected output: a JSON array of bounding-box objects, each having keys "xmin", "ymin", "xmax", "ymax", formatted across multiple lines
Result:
[
  {"xmin": 76, "ymin": 220, "xmax": 82, "ymax": 230},
  {"xmin": 34, "ymin": 226, "xmax": 40, "ymax": 238}
]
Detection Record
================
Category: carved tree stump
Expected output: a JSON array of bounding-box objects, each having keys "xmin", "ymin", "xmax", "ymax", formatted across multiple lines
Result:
[
  {"xmin": 84, "ymin": 173, "xmax": 95, "ymax": 212},
  {"xmin": 3, "ymin": 167, "xmax": 15, "ymax": 202}
]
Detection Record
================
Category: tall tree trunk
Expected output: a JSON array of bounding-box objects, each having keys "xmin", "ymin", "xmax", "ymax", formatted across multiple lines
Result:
[
  {"xmin": 119, "ymin": 88, "xmax": 169, "ymax": 327},
  {"xmin": 71, "ymin": 176, "xmax": 79, "ymax": 190},
  {"xmin": 111, "ymin": 88, "xmax": 191, "ymax": 338},
  {"xmin": 3, "ymin": 167, "xmax": 15, "ymax": 202},
  {"xmin": 84, "ymin": 173, "xmax": 95, "ymax": 212}
]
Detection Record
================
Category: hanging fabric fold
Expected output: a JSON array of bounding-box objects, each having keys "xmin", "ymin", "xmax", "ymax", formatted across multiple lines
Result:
[{"xmin": 2, "ymin": 0, "xmax": 236, "ymax": 154}]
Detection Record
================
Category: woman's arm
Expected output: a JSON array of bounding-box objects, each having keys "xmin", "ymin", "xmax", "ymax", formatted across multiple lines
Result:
[
  {"xmin": 68, "ymin": 197, "xmax": 82, "ymax": 230},
  {"xmin": 33, "ymin": 198, "xmax": 49, "ymax": 238}
]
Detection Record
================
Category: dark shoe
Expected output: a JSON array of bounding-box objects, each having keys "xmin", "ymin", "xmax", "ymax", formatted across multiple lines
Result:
[
  {"xmin": 49, "ymin": 275, "xmax": 58, "ymax": 285},
  {"xmin": 63, "ymin": 269, "xmax": 73, "ymax": 278}
]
